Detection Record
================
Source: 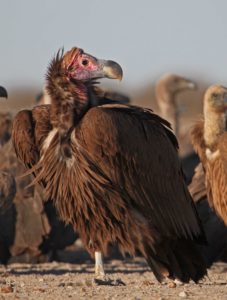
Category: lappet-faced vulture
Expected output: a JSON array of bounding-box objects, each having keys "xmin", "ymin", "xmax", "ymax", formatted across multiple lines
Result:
[
  {"xmin": 191, "ymin": 84, "xmax": 227, "ymax": 225},
  {"xmin": 12, "ymin": 47, "xmax": 207, "ymax": 283}
]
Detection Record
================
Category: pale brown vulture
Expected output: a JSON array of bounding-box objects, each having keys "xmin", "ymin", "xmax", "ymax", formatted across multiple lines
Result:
[
  {"xmin": 12, "ymin": 47, "xmax": 207, "ymax": 283},
  {"xmin": 155, "ymin": 73, "xmax": 200, "ymax": 183},
  {"xmin": 155, "ymin": 73, "xmax": 196, "ymax": 139},
  {"xmin": 191, "ymin": 84, "xmax": 227, "ymax": 225}
]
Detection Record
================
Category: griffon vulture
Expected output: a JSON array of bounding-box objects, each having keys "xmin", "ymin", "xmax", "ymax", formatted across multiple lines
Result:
[
  {"xmin": 155, "ymin": 73, "xmax": 200, "ymax": 183},
  {"xmin": 155, "ymin": 73, "xmax": 196, "ymax": 139},
  {"xmin": 191, "ymin": 84, "xmax": 227, "ymax": 225},
  {"xmin": 12, "ymin": 47, "xmax": 207, "ymax": 283}
]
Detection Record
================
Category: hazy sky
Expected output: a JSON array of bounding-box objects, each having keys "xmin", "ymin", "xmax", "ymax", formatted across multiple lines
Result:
[{"xmin": 1, "ymin": 0, "xmax": 227, "ymax": 91}]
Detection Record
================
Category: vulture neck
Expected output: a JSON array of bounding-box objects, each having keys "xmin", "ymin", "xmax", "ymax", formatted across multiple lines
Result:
[
  {"xmin": 156, "ymin": 89, "xmax": 178, "ymax": 137},
  {"xmin": 47, "ymin": 72, "xmax": 91, "ymax": 134},
  {"xmin": 203, "ymin": 105, "xmax": 226, "ymax": 148}
]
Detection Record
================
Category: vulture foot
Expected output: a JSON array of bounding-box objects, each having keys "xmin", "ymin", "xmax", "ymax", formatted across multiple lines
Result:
[
  {"xmin": 94, "ymin": 252, "xmax": 125, "ymax": 286},
  {"xmin": 94, "ymin": 276, "xmax": 125, "ymax": 286}
]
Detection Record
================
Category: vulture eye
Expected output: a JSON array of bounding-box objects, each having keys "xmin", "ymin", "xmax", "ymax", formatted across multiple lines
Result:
[
  {"xmin": 81, "ymin": 59, "xmax": 89, "ymax": 66},
  {"xmin": 212, "ymin": 93, "xmax": 218, "ymax": 98}
]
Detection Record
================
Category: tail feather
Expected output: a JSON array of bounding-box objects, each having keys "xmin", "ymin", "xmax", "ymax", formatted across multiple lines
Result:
[{"xmin": 145, "ymin": 239, "xmax": 207, "ymax": 283}]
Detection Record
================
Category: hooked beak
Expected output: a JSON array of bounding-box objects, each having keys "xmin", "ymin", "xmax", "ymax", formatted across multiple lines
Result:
[
  {"xmin": 0, "ymin": 86, "xmax": 7, "ymax": 99},
  {"xmin": 98, "ymin": 59, "xmax": 123, "ymax": 81}
]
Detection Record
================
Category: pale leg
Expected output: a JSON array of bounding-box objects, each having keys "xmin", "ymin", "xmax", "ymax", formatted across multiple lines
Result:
[
  {"xmin": 94, "ymin": 251, "xmax": 125, "ymax": 286},
  {"xmin": 95, "ymin": 251, "xmax": 105, "ymax": 278}
]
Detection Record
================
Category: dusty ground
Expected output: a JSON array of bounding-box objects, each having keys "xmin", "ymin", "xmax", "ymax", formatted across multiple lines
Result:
[
  {"xmin": 1, "ymin": 85, "xmax": 225, "ymax": 300},
  {"xmin": 0, "ymin": 258, "xmax": 227, "ymax": 300}
]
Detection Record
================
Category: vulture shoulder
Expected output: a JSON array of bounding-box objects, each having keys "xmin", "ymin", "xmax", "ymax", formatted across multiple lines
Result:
[{"xmin": 76, "ymin": 104, "xmax": 204, "ymax": 241}]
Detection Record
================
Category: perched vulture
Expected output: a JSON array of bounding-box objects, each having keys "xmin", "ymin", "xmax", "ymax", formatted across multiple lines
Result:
[
  {"xmin": 191, "ymin": 84, "xmax": 227, "ymax": 225},
  {"xmin": 155, "ymin": 73, "xmax": 196, "ymax": 139},
  {"xmin": 155, "ymin": 73, "xmax": 200, "ymax": 183},
  {"xmin": 0, "ymin": 87, "xmax": 16, "ymax": 264},
  {"xmin": 12, "ymin": 47, "xmax": 207, "ymax": 283}
]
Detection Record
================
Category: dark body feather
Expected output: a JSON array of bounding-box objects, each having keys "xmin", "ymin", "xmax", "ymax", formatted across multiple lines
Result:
[{"xmin": 12, "ymin": 48, "xmax": 207, "ymax": 282}]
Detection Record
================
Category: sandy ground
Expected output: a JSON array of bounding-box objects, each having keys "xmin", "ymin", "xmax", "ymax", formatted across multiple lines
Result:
[{"xmin": 0, "ymin": 258, "xmax": 226, "ymax": 300}]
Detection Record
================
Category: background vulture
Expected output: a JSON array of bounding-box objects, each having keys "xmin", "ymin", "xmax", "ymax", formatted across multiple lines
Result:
[
  {"xmin": 0, "ymin": 87, "xmax": 77, "ymax": 262},
  {"xmin": 155, "ymin": 73, "xmax": 196, "ymax": 139},
  {"xmin": 12, "ymin": 47, "xmax": 207, "ymax": 283},
  {"xmin": 155, "ymin": 73, "xmax": 200, "ymax": 184},
  {"xmin": 191, "ymin": 85, "xmax": 227, "ymax": 225},
  {"xmin": 0, "ymin": 87, "xmax": 16, "ymax": 264}
]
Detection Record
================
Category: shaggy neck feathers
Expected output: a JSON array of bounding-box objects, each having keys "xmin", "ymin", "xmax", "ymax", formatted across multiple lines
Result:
[
  {"xmin": 156, "ymin": 88, "xmax": 178, "ymax": 137},
  {"xmin": 46, "ymin": 51, "xmax": 90, "ymax": 133}
]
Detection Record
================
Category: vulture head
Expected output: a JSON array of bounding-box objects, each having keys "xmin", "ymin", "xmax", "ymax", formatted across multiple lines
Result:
[
  {"xmin": 203, "ymin": 84, "xmax": 227, "ymax": 149},
  {"xmin": 155, "ymin": 73, "xmax": 196, "ymax": 102},
  {"xmin": 204, "ymin": 84, "xmax": 227, "ymax": 114},
  {"xmin": 0, "ymin": 86, "xmax": 7, "ymax": 99},
  {"xmin": 46, "ymin": 47, "xmax": 123, "ymax": 135},
  {"xmin": 47, "ymin": 47, "xmax": 123, "ymax": 86}
]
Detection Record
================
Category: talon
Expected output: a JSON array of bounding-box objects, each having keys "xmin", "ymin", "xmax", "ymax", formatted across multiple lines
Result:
[{"xmin": 94, "ymin": 276, "xmax": 126, "ymax": 286}]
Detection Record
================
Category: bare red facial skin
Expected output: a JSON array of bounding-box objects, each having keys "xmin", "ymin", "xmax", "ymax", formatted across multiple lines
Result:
[{"xmin": 66, "ymin": 52, "xmax": 100, "ymax": 81}]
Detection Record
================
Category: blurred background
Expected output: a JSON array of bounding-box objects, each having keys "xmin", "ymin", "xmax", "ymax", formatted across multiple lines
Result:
[
  {"xmin": 0, "ymin": 0, "xmax": 227, "ymax": 115},
  {"xmin": 1, "ymin": 0, "xmax": 227, "ymax": 268}
]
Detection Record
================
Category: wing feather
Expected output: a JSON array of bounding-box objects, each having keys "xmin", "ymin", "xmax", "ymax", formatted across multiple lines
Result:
[
  {"xmin": 12, "ymin": 105, "xmax": 52, "ymax": 169},
  {"xmin": 78, "ymin": 105, "xmax": 204, "ymax": 242}
]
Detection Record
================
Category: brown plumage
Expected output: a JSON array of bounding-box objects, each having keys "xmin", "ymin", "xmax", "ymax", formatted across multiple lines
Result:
[
  {"xmin": 12, "ymin": 47, "xmax": 207, "ymax": 283},
  {"xmin": 191, "ymin": 84, "xmax": 227, "ymax": 225},
  {"xmin": 0, "ymin": 86, "xmax": 75, "ymax": 263},
  {"xmin": 36, "ymin": 86, "xmax": 130, "ymax": 106}
]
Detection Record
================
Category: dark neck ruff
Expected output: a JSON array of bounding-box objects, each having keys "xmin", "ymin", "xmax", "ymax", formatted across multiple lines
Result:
[
  {"xmin": 45, "ymin": 52, "xmax": 92, "ymax": 133},
  {"xmin": 45, "ymin": 52, "xmax": 97, "ymax": 159}
]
